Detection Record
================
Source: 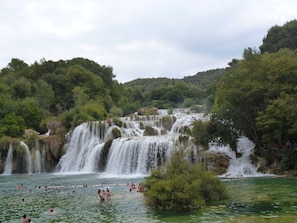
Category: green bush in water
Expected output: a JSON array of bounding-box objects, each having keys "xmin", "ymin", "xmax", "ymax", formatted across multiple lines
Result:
[{"xmin": 143, "ymin": 151, "xmax": 228, "ymax": 210}]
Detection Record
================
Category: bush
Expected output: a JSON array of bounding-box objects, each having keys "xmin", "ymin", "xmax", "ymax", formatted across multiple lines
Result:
[{"xmin": 143, "ymin": 151, "xmax": 228, "ymax": 210}]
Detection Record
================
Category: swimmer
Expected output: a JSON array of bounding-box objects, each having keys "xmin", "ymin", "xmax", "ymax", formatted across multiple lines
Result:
[
  {"xmin": 18, "ymin": 184, "xmax": 25, "ymax": 190},
  {"xmin": 50, "ymin": 207, "xmax": 55, "ymax": 214},
  {"xmin": 137, "ymin": 183, "xmax": 144, "ymax": 192},
  {"xmin": 106, "ymin": 188, "xmax": 111, "ymax": 200},
  {"xmin": 97, "ymin": 189, "xmax": 105, "ymax": 201},
  {"xmin": 22, "ymin": 214, "xmax": 29, "ymax": 223}
]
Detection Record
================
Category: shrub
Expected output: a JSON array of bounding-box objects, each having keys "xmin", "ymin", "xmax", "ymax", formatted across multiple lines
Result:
[{"xmin": 143, "ymin": 151, "xmax": 228, "ymax": 210}]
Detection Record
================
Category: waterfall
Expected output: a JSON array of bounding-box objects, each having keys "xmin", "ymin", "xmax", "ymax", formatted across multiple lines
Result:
[
  {"xmin": 57, "ymin": 121, "xmax": 109, "ymax": 172},
  {"xmin": 3, "ymin": 144, "xmax": 13, "ymax": 175},
  {"xmin": 42, "ymin": 144, "xmax": 46, "ymax": 173},
  {"xmin": 34, "ymin": 141, "xmax": 42, "ymax": 173},
  {"xmin": 57, "ymin": 111, "xmax": 264, "ymax": 177},
  {"xmin": 105, "ymin": 136, "xmax": 173, "ymax": 176},
  {"xmin": 57, "ymin": 112, "xmax": 205, "ymax": 174},
  {"xmin": 210, "ymin": 137, "xmax": 262, "ymax": 178},
  {"xmin": 20, "ymin": 141, "xmax": 32, "ymax": 174}
]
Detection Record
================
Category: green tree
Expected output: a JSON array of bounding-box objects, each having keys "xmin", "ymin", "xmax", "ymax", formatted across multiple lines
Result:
[
  {"xmin": 7, "ymin": 58, "xmax": 28, "ymax": 72},
  {"xmin": 0, "ymin": 113, "xmax": 26, "ymax": 137},
  {"xmin": 256, "ymin": 92, "xmax": 297, "ymax": 148},
  {"xmin": 260, "ymin": 19, "xmax": 297, "ymax": 53},
  {"xmin": 212, "ymin": 48, "xmax": 297, "ymax": 151},
  {"xmin": 0, "ymin": 93, "xmax": 17, "ymax": 119},
  {"xmin": 143, "ymin": 151, "xmax": 228, "ymax": 210},
  {"xmin": 34, "ymin": 80, "xmax": 55, "ymax": 110},
  {"xmin": 18, "ymin": 97, "xmax": 44, "ymax": 130},
  {"xmin": 12, "ymin": 77, "xmax": 31, "ymax": 98}
]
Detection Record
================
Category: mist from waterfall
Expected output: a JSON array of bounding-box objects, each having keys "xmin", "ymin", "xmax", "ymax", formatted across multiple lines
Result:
[{"xmin": 3, "ymin": 144, "xmax": 13, "ymax": 175}]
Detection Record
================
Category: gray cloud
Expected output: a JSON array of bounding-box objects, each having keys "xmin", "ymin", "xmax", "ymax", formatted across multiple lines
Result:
[{"xmin": 1, "ymin": 0, "xmax": 296, "ymax": 83}]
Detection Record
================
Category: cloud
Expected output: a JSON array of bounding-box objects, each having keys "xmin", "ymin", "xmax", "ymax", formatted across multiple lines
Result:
[{"xmin": 1, "ymin": 0, "xmax": 297, "ymax": 83}]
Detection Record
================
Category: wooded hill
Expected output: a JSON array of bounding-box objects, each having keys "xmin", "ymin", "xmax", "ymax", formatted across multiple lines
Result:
[{"xmin": 0, "ymin": 57, "xmax": 221, "ymax": 138}]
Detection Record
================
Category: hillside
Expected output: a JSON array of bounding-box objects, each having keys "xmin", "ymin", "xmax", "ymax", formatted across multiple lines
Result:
[{"xmin": 124, "ymin": 68, "xmax": 226, "ymax": 91}]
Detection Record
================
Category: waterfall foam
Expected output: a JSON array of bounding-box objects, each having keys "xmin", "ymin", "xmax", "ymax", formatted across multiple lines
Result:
[
  {"xmin": 20, "ymin": 141, "xmax": 32, "ymax": 174},
  {"xmin": 3, "ymin": 144, "xmax": 13, "ymax": 175}
]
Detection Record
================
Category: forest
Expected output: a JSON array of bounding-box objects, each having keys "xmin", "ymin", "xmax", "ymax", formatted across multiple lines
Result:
[{"xmin": 1, "ymin": 19, "xmax": 297, "ymax": 172}]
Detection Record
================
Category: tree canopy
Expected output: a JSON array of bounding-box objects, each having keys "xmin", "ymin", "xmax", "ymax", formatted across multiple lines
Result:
[
  {"xmin": 260, "ymin": 19, "xmax": 297, "ymax": 53},
  {"xmin": 210, "ymin": 48, "xmax": 297, "ymax": 150},
  {"xmin": 143, "ymin": 151, "xmax": 228, "ymax": 210}
]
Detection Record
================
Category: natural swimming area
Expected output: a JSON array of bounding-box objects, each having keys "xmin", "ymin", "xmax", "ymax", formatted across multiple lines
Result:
[{"xmin": 1, "ymin": 174, "xmax": 297, "ymax": 222}]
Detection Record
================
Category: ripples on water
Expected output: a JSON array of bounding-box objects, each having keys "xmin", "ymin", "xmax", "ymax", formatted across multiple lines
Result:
[{"xmin": 1, "ymin": 174, "xmax": 297, "ymax": 222}]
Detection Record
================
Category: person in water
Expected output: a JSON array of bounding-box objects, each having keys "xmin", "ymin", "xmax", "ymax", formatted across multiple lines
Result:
[
  {"xmin": 97, "ymin": 189, "xmax": 105, "ymax": 201},
  {"xmin": 22, "ymin": 214, "xmax": 29, "ymax": 223},
  {"xmin": 106, "ymin": 188, "xmax": 111, "ymax": 200},
  {"xmin": 50, "ymin": 207, "xmax": 55, "ymax": 214}
]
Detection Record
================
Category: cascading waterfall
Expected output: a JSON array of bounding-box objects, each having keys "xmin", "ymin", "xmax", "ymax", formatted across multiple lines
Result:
[
  {"xmin": 0, "ymin": 107, "xmax": 267, "ymax": 177},
  {"xmin": 3, "ymin": 144, "xmax": 13, "ymax": 175},
  {"xmin": 20, "ymin": 141, "xmax": 32, "ymax": 174},
  {"xmin": 210, "ymin": 137, "xmax": 261, "ymax": 178},
  {"xmin": 34, "ymin": 141, "xmax": 42, "ymax": 173},
  {"xmin": 58, "ymin": 112, "xmax": 205, "ymax": 175},
  {"xmin": 104, "ymin": 136, "xmax": 173, "ymax": 176},
  {"xmin": 57, "ymin": 111, "xmax": 262, "ymax": 177},
  {"xmin": 57, "ymin": 121, "xmax": 109, "ymax": 172},
  {"xmin": 42, "ymin": 144, "xmax": 46, "ymax": 173}
]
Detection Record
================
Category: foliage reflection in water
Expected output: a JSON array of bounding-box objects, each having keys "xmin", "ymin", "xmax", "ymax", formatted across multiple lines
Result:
[{"xmin": 0, "ymin": 174, "xmax": 297, "ymax": 222}]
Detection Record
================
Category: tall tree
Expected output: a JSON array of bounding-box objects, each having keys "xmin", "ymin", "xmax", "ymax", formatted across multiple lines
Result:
[
  {"xmin": 260, "ymin": 19, "xmax": 297, "ymax": 53},
  {"xmin": 212, "ymin": 48, "xmax": 297, "ymax": 149}
]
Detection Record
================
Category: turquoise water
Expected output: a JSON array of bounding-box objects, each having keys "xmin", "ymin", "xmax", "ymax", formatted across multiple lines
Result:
[{"xmin": 0, "ymin": 174, "xmax": 297, "ymax": 222}]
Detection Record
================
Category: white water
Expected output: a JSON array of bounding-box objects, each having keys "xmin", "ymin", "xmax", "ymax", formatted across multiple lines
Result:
[
  {"xmin": 57, "ymin": 112, "xmax": 206, "ymax": 174},
  {"xmin": 34, "ymin": 141, "xmax": 42, "ymax": 173},
  {"xmin": 209, "ymin": 137, "xmax": 262, "ymax": 178},
  {"xmin": 57, "ymin": 121, "xmax": 109, "ymax": 172},
  {"xmin": 0, "ymin": 110, "xmax": 261, "ymax": 177},
  {"xmin": 20, "ymin": 141, "xmax": 32, "ymax": 174},
  {"xmin": 42, "ymin": 144, "xmax": 46, "ymax": 172},
  {"xmin": 57, "ymin": 112, "xmax": 263, "ymax": 177},
  {"xmin": 3, "ymin": 144, "xmax": 13, "ymax": 174}
]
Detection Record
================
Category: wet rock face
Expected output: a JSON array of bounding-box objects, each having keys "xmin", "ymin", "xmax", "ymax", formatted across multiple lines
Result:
[
  {"xmin": 47, "ymin": 136, "xmax": 61, "ymax": 160},
  {"xmin": 143, "ymin": 126, "xmax": 158, "ymax": 136},
  {"xmin": 47, "ymin": 121, "xmax": 63, "ymax": 135},
  {"xmin": 199, "ymin": 151, "xmax": 230, "ymax": 175}
]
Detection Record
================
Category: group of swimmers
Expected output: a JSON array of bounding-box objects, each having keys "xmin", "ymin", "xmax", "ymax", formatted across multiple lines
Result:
[
  {"xmin": 17, "ymin": 182, "xmax": 144, "ymax": 222},
  {"xmin": 97, "ymin": 188, "xmax": 111, "ymax": 201},
  {"xmin": 128, "ymin": 182, "xmax": 144, "ymax": 192}
]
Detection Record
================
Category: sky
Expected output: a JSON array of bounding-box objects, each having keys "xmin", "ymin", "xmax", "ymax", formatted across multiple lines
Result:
[{"xmin": 1, "ymin": 0, "xmax": 296, "ymax": 83}]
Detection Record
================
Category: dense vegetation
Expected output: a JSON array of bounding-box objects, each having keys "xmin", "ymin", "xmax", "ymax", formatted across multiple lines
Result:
[
  {"xmin": 143, "ymin": 151, "xmax": 228, "ymax": 210},
  {"xmin": 0, "ymin": 58, "xmax": 122, "ymax": 136},
  {"xmin": 123, "ymin": 68, "xmax": 224, "ymax": 112},
  {"xmin": 0, "ymin": 57, "xmax": 220, "ymax": 138},
  {"xmin": 192, "ymin": 19, "xmax": 297, "ymax": 171}
]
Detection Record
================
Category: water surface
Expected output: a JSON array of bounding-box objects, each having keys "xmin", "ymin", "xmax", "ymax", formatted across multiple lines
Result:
[{"xmin": 0, "ymin": 174, "xmax": 296, "ymax": 222}]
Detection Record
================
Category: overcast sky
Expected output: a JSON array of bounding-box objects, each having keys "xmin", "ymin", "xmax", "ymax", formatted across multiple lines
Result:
[{"xmin": 1, "ymin": 0, "xmax": 296, "ymax": 83}]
